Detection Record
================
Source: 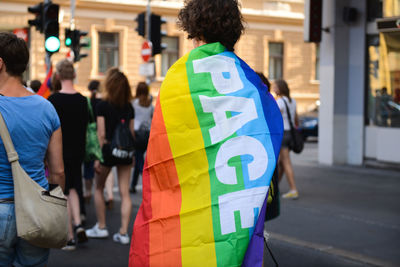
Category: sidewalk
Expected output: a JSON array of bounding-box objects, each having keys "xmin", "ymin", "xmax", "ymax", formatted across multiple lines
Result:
[{"xmin": 265, "ymin": 142, "xmax": 400, "ymax": 266}]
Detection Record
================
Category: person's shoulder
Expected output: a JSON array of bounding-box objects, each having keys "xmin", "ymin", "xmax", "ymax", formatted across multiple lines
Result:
[
  {"xmin": 47, "ymin": 92, "xmax": 59, "ymax": 101},
  {"xmin": 276, "ymin": 97, "xmax": 284, "ymax": 104}
]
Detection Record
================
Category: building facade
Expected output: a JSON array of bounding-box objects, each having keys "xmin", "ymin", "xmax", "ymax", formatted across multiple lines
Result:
[
  {"xmin": 319, "ymin": 0, "xmax": 400, "ymax": 165},
  {"xmin": 1, "ymin": 0, "xmax": 319, "ymax": 113}
]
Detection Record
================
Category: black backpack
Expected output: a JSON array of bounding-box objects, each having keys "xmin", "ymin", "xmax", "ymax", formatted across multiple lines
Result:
[{"xmin": 110, "ymin": 118, "xmax": 135, "ymax": 159}]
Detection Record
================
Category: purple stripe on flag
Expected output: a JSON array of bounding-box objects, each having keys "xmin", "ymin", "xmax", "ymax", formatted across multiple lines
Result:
[{"xmin": 242, "ymin": 195, "xmax": 268, "ymax": 267}]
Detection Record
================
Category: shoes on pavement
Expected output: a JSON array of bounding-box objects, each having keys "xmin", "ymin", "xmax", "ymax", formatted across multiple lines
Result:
[
  {"xmin": 86, "ymin": 223, "xmax": 109, "ymax": 238},
  {"xmin": 74, "ymin": 224, "xmax": 88, "ymax": 243},
  {"xmin": 113, "ymin": 232, "xmax": 130, "ymax": 245},
  {"xmin": 62, "ymin": 239, "xmax": 76, "ymax": 251},
  {"xmin": 282, "ymin": 190, "xmax": 299, "ymax": 199}
]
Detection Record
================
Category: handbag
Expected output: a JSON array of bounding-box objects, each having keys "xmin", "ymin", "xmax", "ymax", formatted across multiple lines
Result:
[
  {"xmin": 283, "ymin": 98, "xmax": 304, "ymax": 154},
  {"xmin": 134, "ymin": 121, "xmax": 151, "ymax": 151},
  {"xmin": 0, "ymin": 112, "xmax": 68, "ymax": 248},
  {"xmin": 84, "ymin": 97, "xmax": 103, "ymax": 162}
]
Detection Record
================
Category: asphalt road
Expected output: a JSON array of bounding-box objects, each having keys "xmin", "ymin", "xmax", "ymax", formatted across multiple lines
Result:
[{"xmin": 48, "ymin": 141, "xmax": 400, "ymax": 267}]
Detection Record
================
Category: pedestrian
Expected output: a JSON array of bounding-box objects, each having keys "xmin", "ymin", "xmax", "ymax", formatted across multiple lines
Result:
[
  {"xmin": 83, "ymin": 80, "xmax": 101, "ymax": 204},
  {"xmin": 272, "ymin": 79, "xmax": 299, "ymax": 199},
  {"xmin": 29, "ymin": 79, "xmax": 41, "ymax": 93},
  {"xmin": 86, "ymin": 68, "xmax": 135, "ymax": 245},
  {"xmin": 0, "ymin": 32, "xmax": 65, "ymax": 266},
  {"xmin": 48, "ymin": 59, "xmax": 89, "ymax": 250},
  {"xmin": 130, "ymin": 82, "xmax": 153, "ymax": 193},
  {"xmin": 130, "ymin": 1, "xmax": 283, "ymax": 266},
  {"xmin": 50, "ymin": 71, "xmax": 61, "ymax": 94}
]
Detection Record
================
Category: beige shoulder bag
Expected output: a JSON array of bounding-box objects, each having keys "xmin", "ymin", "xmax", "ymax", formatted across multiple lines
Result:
[{"xmin": 0, "ymin": 111, "xmax": 68, "ymax": 248}]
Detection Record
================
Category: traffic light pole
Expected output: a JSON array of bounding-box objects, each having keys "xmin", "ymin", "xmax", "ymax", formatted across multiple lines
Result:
[
  {"xmin": 146, "ymin": 0, "xmax": 151, "ymax": 42},
  {"xmin": 44, "ymin": 0, "xmax": 51, "ymax": 74},
  {"xmin": 146, "ymin": 0, "xmax": 152, "ymax": 85},
  {"xmin": 70, "ymin": 0, "xmax": 76, "ymax": 30}
]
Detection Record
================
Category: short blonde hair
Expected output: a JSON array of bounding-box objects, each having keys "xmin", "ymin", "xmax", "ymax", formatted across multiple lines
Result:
[{"xmin": 56, "ymin": 59, "xmax": 75, "ymax": 81}]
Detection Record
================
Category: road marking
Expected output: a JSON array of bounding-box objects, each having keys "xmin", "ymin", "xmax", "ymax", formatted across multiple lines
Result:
[{"xmin": 269, "ymin": 232, "xmax": 398, "ymax": 267}]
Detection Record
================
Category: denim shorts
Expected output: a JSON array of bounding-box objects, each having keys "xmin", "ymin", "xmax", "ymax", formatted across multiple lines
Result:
[{"xmin": 0, "ymin": 203, "xmax": 49, "ymax": 267}]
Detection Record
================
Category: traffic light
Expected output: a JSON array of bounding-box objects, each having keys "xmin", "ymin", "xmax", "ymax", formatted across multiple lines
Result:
[
  {"xmin": 71, "ymin": 30, "xmax": 89, "ymax": 62},
  {"xmin": 135, "ymin": 12, "xmax": 146, "ymax": 37},
  {"xmin": 65, "ymin": 28, "xmax": 73, "ymax": 47},
  {"xmin": 43, "ymin": 2, "xmax": 60, "ymax": 53},
  {"xmin": 150, "ymin": 13, "xmax": 167, "ymax": 55},
  {"xmin": 304, "ymin": 0, "xmax": 322, "ymax": 43},
  {"xmin": 28, "ymin": 2, "xmax": 44, "ymax": 33}
]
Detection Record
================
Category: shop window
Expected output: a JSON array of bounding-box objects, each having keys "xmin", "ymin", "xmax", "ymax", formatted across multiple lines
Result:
[
  {"xmin": 367, "ymin": 32, "xmax": 400, "ymax": 128},
  {"xmin": 161, "ymin": 36, "xmax": 179, "ymax": 77},
  {"xmin": 98, "ymin": 32, "xmax": 119, "ymax": 75},
  {"xmin": 268, "ymin": 42, "xmax": 283, "ymax": 80}
]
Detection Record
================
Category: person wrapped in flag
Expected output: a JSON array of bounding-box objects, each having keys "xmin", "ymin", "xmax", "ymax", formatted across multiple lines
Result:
[{"xmin": 129, "ymin": 0, "xmax": 283, "ymax": 266}]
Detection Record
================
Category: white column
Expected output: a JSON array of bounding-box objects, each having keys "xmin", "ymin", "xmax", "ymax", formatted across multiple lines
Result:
[{"xmin": 318, "ymin": 0, "xmax": 367, "ymax": 165}]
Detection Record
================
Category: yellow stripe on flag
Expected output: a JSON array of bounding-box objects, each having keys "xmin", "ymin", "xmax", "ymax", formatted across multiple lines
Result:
[{"xmin": 160, "ymin": 53, "xmax": 217, "ymax": 267}]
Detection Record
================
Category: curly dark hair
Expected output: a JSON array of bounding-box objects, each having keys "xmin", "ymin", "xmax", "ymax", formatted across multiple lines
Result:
[{"xmin": 177, "ymin": 0, "xmax": 244, "ymax": 51}]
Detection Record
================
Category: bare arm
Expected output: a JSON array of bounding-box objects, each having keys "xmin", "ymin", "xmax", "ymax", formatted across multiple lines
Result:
[{"xmin": 46, "ymin": 128, "xmax": 65, "ymax": 191}]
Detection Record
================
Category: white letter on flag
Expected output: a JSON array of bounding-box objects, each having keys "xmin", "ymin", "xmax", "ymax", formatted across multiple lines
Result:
[
  {"xmin": 199, "ymin": 95, "xmax": 258, "ymax": 144},
  {"xmin": 218, "ymin": 186, "xmax": 268, "ymax": 235},
  {"xmin": 193, "ymin": 55, "xmax": 243, "ymax": 94},
  {"xmin": 215, "ymin": 136, "xmax": 268, "ymax": 185}
]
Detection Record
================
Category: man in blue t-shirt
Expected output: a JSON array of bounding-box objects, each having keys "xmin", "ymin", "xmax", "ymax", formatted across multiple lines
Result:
[{"xmin": 0, "ymin": 31, "xmax": 65, "ymax": 267}]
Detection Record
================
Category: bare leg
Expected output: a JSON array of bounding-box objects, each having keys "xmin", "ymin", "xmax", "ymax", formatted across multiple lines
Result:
[
  {"xmin": 280, "ymin": 148, "xmax": 297, "ymax": 191},
  {"xmin": 277, "ymin": 158, "xmax": 284, "ymax": 182},
  {"xmin": 117, "ymin": 164, "xmax": 133, "ymax": 235},
  {"xmin": 94, "ymin": 165, "xmax": 111, "ymax": 229},
  {"xmin": 68, "ymin": 189, "xmax": 82, "ymax": 226},
  {"xmin": 84, "ymin": 179, "xmax": 93, "ymax": 198}
]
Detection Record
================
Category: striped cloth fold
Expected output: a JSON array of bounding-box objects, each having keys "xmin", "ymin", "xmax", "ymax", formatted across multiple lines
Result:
[{"xmin": 129, "ymin": 42, "xmax": 283, "ymax": 267}]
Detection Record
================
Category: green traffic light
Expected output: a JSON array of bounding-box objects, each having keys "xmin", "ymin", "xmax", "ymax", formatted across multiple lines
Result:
[
  {"xmin": 65, "ymin": 37, "xmax": 72, "ymax": 46},
  {"xmin": 45, "ymin": 36, "xmax": 60, "ymax": 52}
]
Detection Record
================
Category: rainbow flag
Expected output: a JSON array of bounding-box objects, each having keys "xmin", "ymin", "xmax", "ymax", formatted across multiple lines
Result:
[
  {"xmin": 129, "ymin": 42, "xmax": 283, "ymax": 267},
  {"xmin": 37, "ymin": 64, "xmax": 52, "ymax": 99}
]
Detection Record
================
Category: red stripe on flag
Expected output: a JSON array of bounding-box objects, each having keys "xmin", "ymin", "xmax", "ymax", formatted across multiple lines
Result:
[
  {"xmin": 37, "ymin": 65, "xmax": 53, "ymax": 98},
  {"xmin": 129, "ymin": 97, "xmax": 182, "ymax": 267}
]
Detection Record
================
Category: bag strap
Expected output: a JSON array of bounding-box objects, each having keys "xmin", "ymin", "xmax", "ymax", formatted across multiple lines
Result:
[
  {"xmin": 87, "ymin": 97, "xmax": 95, "ymax": 123},
  {"xmin": 264, "ymin": 236, "xmax": 279, "ymax": 266},
  {"xmin": 282, "ymin": 98, "xmax": 296, "ymax": 132},
  {"xmin": 0, "ymin": 112, "xmax": 19, "ymax": 163}
]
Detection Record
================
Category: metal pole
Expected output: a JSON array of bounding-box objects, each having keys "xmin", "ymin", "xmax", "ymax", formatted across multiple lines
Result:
[
  {"xmin": 146, "ymin": 0, "xmax": 151, "ymax": 42},
  {"xmin": 70, "ymin": 0, "xmax": 76, "ymax": 30},
  {"xmin": 146, "ymin": 0, "xmax": 152, "ymax": 85},
  {"xmin": 44, "ymin": 0, "xmax": 51, "ymax": 73}
]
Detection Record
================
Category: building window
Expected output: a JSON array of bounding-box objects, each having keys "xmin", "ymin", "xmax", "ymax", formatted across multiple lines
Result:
[
  {"xmin": 268, "ymin": 42, "xmax": 283, "ymax": 80},
  {"xmin": 161, "ymin": 36, "xmax": 179, "ymax": 77},
  {"xmin": 315, "ymin": 44, "xmax": 320, "ymax": 81},
  {"xmin": 98, "ymin": 32, "xmax": 119, "ymax": 75}
]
